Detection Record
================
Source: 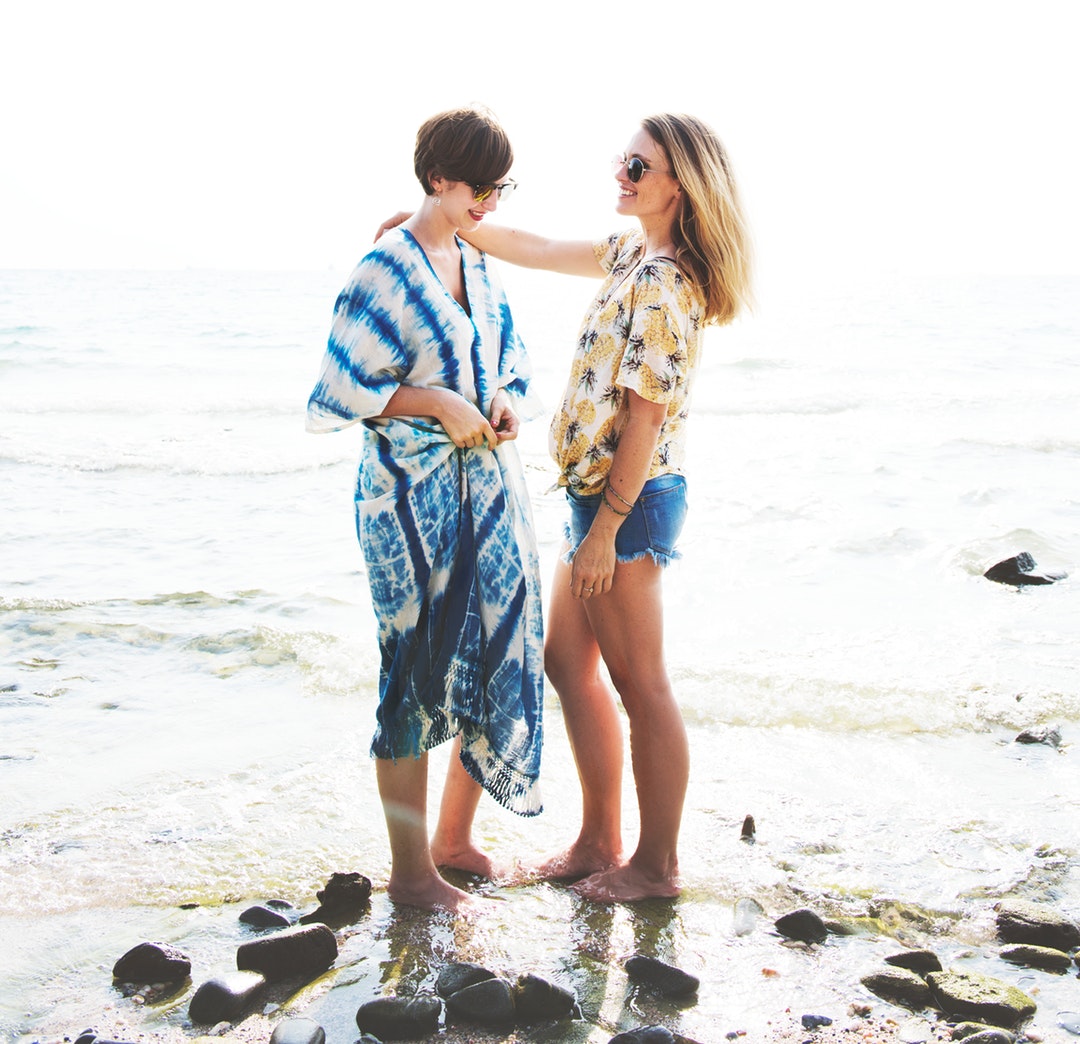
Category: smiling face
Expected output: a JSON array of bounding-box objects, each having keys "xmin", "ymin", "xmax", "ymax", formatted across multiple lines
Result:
[
  {"xmin": 614, "ymin": 128, "xmax": 682, "ymax": 228},
  {"xmin": 430, "ymin": 172, "xmax": 509, "ymax": 232}
]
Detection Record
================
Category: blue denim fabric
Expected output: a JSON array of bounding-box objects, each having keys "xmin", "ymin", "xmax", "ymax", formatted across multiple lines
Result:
[{"xmin": 564, "ymin": 473, "xmax": 688, "ymax": 567}]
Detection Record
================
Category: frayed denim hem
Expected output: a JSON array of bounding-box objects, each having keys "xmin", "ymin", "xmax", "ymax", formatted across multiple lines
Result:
[{"xmin": 561, "ymin": 523, "xmax": 681, "ymax": 569}]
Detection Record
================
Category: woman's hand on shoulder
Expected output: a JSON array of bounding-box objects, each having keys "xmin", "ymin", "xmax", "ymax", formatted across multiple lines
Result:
[{"xmin": 374, "ymin": 211, "xmax": 413, "ymax": 242}]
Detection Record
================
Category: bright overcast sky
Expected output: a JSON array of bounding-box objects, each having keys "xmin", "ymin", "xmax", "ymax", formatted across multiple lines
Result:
[{"xmin": 3, "ymin": 0, "xmax": 1079, "ymax": 281}]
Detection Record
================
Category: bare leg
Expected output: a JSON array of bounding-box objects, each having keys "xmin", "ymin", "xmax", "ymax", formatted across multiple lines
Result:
[
  {"xmin": 375, "ymin": 753, "xmax": 472, "ymax": 911},
  {"xmin": 572, "ymin": 556, "xmax": 688, "ymax": 902},
  {"xmin": 430, "ymin": 737, "xmax": 499, "ymax": 878},
  {"xmin": 534, "ymin": 553, "xmax": 625, "ymax": 880}
]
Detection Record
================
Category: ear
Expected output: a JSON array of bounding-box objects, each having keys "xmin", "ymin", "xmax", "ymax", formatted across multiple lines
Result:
[{"xmin": 429, "ymin": 171, "xmax": 447, "ymax": 194}]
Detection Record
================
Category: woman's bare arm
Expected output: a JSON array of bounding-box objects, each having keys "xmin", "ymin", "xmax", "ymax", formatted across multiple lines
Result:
[
  {"xmin": 461, "ymin": 224, "xmax": 603, "ymax": 278},
  {"xmin": 374, "ymin": 211, "xmax": 602, "ymax": 278},
  {"xmin": 380, "ymin": 385, "xmax": 498, "ymax": 450}
]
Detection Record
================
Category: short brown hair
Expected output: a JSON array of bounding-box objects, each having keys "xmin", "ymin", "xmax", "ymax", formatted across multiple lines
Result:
[{"xmin": 414, "ymin": 106, "xmax": 513, "ymax": 195}]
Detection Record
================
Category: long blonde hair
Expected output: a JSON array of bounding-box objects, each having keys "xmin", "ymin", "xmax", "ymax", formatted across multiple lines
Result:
[{"xmin": 642, "ymin": 113, "xmax": 753, "ymax": 326}]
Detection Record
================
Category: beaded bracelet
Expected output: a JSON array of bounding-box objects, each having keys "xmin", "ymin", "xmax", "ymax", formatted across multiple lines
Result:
[
  {"xmin": 601, "ymin": 485, "xmax": 632, "ymax": 517},
  {"xmin": 605, "ymin": 481, "xmax": 636, "ymax": 511}
]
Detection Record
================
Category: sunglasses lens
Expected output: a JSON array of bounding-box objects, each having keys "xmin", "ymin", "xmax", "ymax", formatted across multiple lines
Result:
[
  {"xmin": 498, "ymin": 181, "xmax": 515, "ymax": 202},
  {"xmin": 473, "ymin": 185, "xmax": 494, "ymax": 203},
  {"xmin": 627, "ymin": 158, "xmax": 645, "ymax": 183}
]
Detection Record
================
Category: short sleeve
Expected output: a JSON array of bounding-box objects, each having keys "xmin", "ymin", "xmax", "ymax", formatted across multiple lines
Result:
[
  {"xmin": 306, "ymin": 252, "xmax": 410, "ymax": 433},
  {"xmin": 593, "ymin": 229, "xmax": 641, "ymax": 275},
  {"xmin": 616, "ymin": 262, "xmax": 692, "ymax": 405}
]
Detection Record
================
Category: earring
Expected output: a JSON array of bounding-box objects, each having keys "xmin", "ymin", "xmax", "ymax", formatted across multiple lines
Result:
[{"xmin": 433, "ymin": 195, "xmax": 441, "ymax": 207}]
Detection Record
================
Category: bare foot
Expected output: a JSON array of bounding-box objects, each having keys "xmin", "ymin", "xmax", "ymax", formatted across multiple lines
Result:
[
  {"xmin": 430, "ymin": 841, "xmax": 502, "ymax": 880},
  {"xmin": 570, "ymin": 862, "xmax": 681, "ymax": 903},
  {"xmin": 530, "ymin": 840, "xmax": 623, "ymax": 882},
  {"xmin": 387, "ymin": 871, "xmax": 475, "ymax": 913}
]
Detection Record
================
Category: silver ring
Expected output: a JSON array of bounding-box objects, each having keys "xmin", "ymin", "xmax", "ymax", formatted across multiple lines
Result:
[{"xmin": 585, "ymin": 587, "xmax": 594, "ymax": 594}]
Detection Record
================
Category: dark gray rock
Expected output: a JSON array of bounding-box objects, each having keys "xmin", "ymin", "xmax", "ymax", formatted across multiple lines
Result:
[
  {"xmin": 608, "ymin": 1028, "xmax": 676, "ymax": 1044},
  {"xmin": 435, "ymin": 961, "xmax": 495, "ymax": 998},
  {"xmin": 860, "ymin": 967, "xmax": 933, "ymax": 1009},
  {"xmin": 300, "ymin": 871, "xmax": 372, "ymax": 927},
  {"xmin": 236, "ymin": 922, "xmax": 337, "ymax": 982},
  {"xmin": 513, "ymin": 972, "xmax": 577, "ymax": 1023},
  {"xmin": 269, "ymin": 1018, "xmax": 326, "ymax": 1044},
  {"xmin": 950, "ymin": 1024, "xmax": 1004, "ymax": 1041},
  {"xmin": 188, "ymin": 970, "xmax": 266, "ymax": 1024},
  {"xmin": 74, "ymin": 1031, "xmax": 97, "ymax": 1044},
  {"xmin": 240, "ymin": 905, "xmax": 292, "ymax": 929},
  {"xmin": 884, "ymin": 949, "xmax": 942, "ymax": 974},
  {"xmin": 774, "ymin": 908, "xmax": 828, "ymax": 944},
  {"xmin": 801, "ymin": 1014, "xmax": 833, "ymax": 1029},
  {"xmin": 927, "ymin": 970, "xmax": 1036, "ymax": 1028},
  {"xmin": 355, "ymin": 995, "xmax": 441, "ymax": 1040},
  {"xmin": 995, "ymin": 898, "xmax": 1080, "ymax": 951},
  {"xmin": 983, "ymin": 552, "xmax": 1065, "ymax": 586},
  {"xmin": 624, "ymin": 954, "xmax": 699, "ymax": 998},
  {"xmin": 112, "ymin": 941, "xmax": 191, "ymax": 984},
  {"xmin": 1000, "ymin": 943, "xmax": 1073, "ymax": 972},
  {"xmin": 445, "ymin": 977, "xmax": 515, "ymax": 1026},
  {"xmin": 740, "ymin": 815, "xmax": 755, "ymax": 843},
  {"xmin": 1014, "ymin": 724, "xmax": 1062, "ymax": 747},
  {"xmin": 956, "ymin": 1031, "xmax": 1015, "ymax": 1044}
]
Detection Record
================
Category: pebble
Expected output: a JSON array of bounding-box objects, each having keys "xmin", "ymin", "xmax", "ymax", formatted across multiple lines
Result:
[
  {"xmin": 188, "ymin": 970, "xmax": 266, "ymax": 1025},
  {"xmin": 774, "ymin": 908, "xmax": 828, "ymax": 945},
  {"xmin": 445, "ymin": 977, "xmax": 515, "ymax": 1027},
  {"xmin": 111, "ymin": 941, "xmax": 191, "ymax": 984},
  {"xmin": 268, "ymin": 1017, "xmax": 326, "ymax": 1044},
  {"xmin": 624, "ymin": 954, "xmax": 700, "ymax": 998},
  {"xmin": 236, "ymin": 922, "xmax": 337, "ymax": 982}
]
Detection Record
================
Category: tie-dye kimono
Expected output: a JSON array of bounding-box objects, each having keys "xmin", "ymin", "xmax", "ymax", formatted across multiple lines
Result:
[{"xmin": 307, "ymin": 228, "xmax": 544, "ymax": 816}]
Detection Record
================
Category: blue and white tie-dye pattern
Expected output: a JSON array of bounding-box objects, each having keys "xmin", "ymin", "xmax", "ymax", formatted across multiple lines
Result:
[{"xmin": 307, "ymin": 228, "xmax": 544, "ymax": 816}]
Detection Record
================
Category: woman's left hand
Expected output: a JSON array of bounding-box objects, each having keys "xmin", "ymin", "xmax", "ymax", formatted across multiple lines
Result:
[
  {"xmin": 489, "ymin": 390, "xmax": 520, "ymax": 442},
  {"xmin": 570, "ymin": 528, "xmax": 616, "ymax": 599}
]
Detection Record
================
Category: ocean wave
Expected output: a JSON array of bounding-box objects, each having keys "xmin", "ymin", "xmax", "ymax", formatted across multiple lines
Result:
[
  {"xmin": 696, "ymin": 398, "xmax": 861, "ymax": 417},
  {"xmin": 676, "ymin": 666, "xmax": 1080, "ymax": 735}
]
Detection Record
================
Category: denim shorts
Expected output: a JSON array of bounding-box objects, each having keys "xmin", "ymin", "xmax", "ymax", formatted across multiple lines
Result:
[{"xmin": 564, "ymin": 473, "xmax": 688, "ymax": 568}]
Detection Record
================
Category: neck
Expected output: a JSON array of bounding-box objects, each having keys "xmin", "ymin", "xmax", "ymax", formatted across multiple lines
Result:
[
  {"xmin": 638, "ymin": 215, "xmax": 677, "ymax": 258},
  {"xmin": 404, "ymin": 198, "xmax": 459, "ymax": 253}
]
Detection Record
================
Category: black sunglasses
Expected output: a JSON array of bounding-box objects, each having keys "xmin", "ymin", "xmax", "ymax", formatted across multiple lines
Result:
[
  {"xmin": 470, "ymin": 179, "xmax": 517, "ymax": 203},
  {"xmin": 612, "ymin": 154, "xmax": 672, "ymax": 184}
]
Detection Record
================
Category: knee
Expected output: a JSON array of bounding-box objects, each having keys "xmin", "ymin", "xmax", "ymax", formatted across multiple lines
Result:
[
  {"xmin": 607, "ymin": 665, "xmax": 673, "ymax": 719},
  {"xmin": 543, "ymin": 637, "xmax": 577, "ymax": 694}
]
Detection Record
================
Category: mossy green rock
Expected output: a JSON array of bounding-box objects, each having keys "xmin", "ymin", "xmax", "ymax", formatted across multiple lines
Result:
[
  {"xmin": 927, "ymin": 970, "xmax": 1035, "ymax": 1028},
  {"xmin": 1000, "ymin": 943, "xmax": 1072, "ymax": 973},
  {"xmin": 860, "ymin": 967, "xmax": 932, "ymax": 1008}
]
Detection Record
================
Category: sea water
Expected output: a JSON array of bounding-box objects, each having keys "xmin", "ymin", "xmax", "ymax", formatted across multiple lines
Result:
[{"xmin": 1, "ymin": 265, "xmax": 1078, "ymax": 1041}]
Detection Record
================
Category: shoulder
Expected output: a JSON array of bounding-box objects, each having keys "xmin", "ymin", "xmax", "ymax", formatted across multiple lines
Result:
[
  {"xmin": 337, "ymin": 231, "xmax": 419, "ymax": 302},
  {"xmin": 359, "ymin": 227, "xmax": 421, "ymax": 273},
  {"xmin": 594, "ymin": 229, "xmax": 644, "ymax": 272}
]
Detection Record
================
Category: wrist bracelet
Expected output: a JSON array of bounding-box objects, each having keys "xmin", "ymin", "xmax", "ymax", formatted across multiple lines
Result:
[
  {"xmin": 601, "ymin": 487, "xmax": 632, "ymax": 517},
  {"xmin": 605, "ymin": 480, "xmax": 636, "ymax": 511}
]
